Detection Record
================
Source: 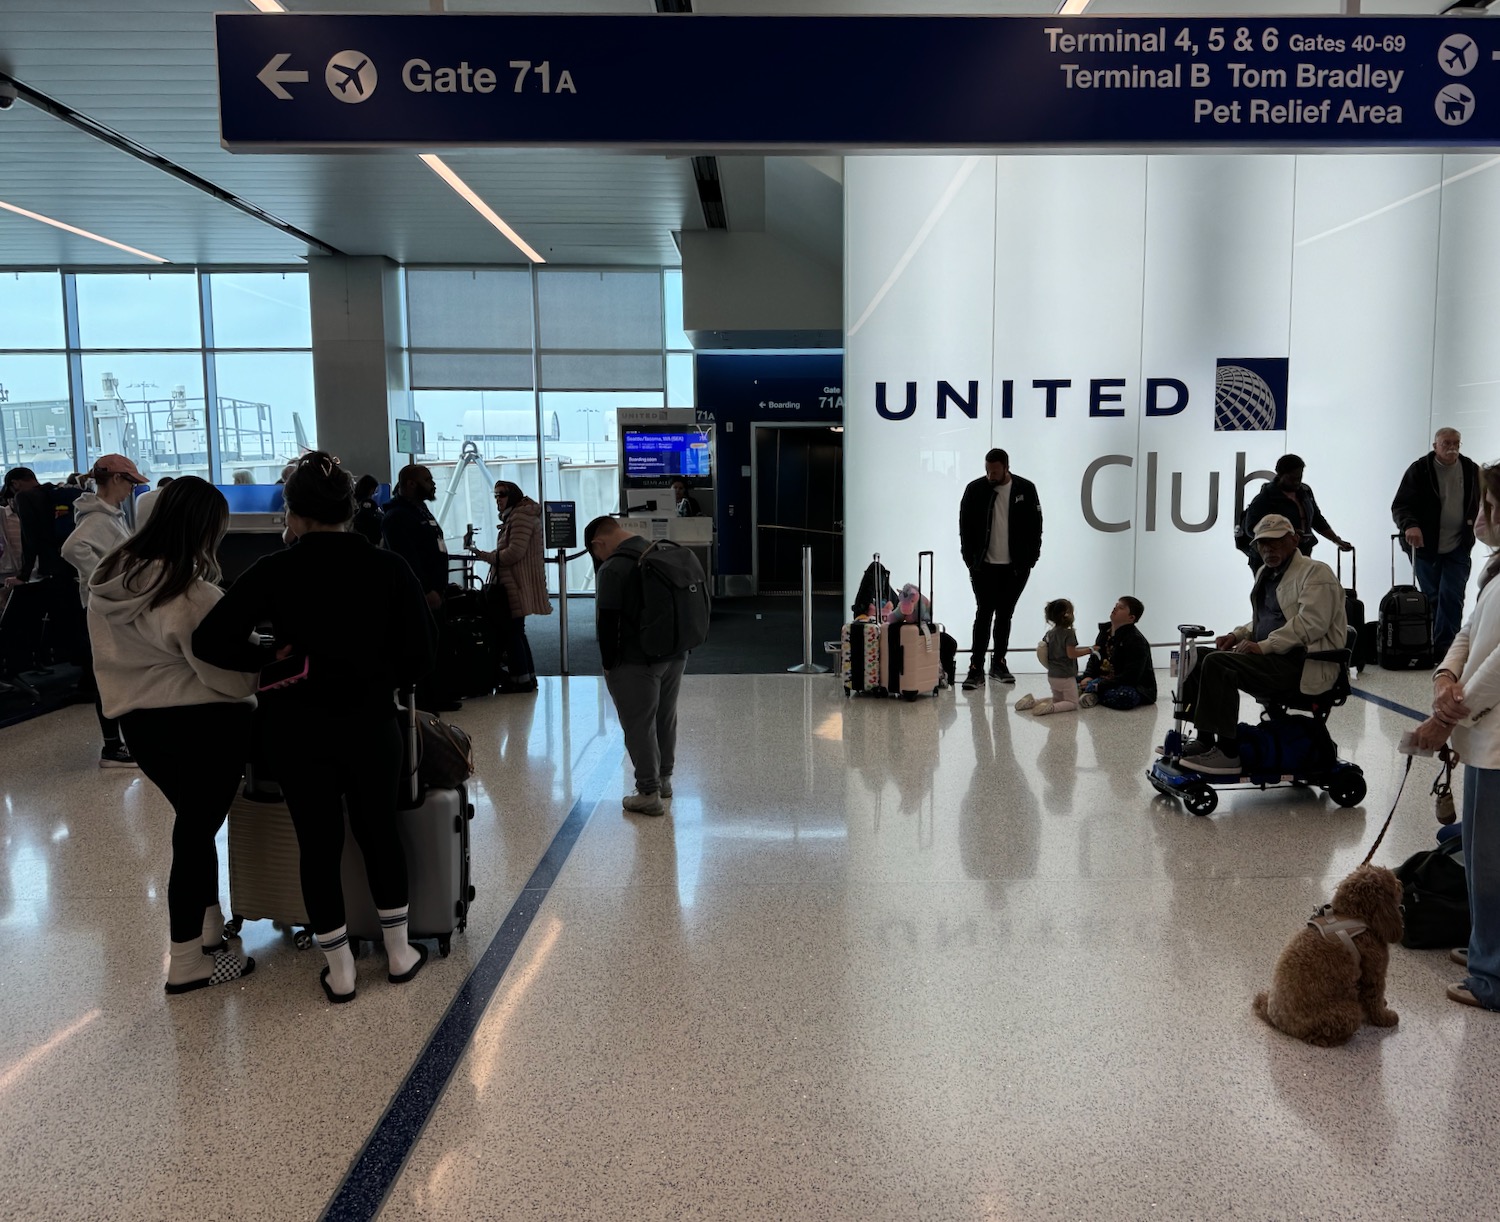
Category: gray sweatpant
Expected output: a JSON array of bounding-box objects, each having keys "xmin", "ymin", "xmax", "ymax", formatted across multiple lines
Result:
[{"xmin": 605, "ymin": 656, "xmax": 687, "ymax": 794}]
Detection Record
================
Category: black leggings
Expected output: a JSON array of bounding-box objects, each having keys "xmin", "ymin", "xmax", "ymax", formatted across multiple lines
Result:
[
  {"xmin": 267, "ymin": 710, "xmax": 409, "ymax": 934},
  {"xmin": 74, "ymin": 614, "xmax": 123, "ymax": 747},
  {"xmin": 121, "ymin": 703, "xmax": 252, "ymax": 943}
]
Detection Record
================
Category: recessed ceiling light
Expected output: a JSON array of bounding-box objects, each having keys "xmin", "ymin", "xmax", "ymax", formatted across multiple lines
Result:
[
  {"xmin": 248, "ymin": 1, "xmax": 287, "ymax": 12},
  {"xmin": 0, "ymin": 199, "xmax": 169, "ymax": 263},
  {"xmin": 419, "ymin": 154, "xmax": 546, "ymax": 264},
  {"xmin": 1057, "ymin": 0, "xmax": 1093, "ymax": 13}
]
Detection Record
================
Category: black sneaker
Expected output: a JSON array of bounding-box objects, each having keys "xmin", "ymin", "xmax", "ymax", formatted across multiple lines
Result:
[
  {"xmin": 989, "ymin": 663, "xmax": 1015, "ymax": 684},
  {"xmin": 99, "ymin": 744, "xmax": 139, "ymax": 769},
  {"xmin": 961, "ymin": 670, "xmax": 984, "ymax": 692}
]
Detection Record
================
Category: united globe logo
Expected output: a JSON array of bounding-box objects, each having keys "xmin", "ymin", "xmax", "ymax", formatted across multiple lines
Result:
[{"xmin": 1213, "ymin": 357, "xmax": 1288, "ymax": 431}]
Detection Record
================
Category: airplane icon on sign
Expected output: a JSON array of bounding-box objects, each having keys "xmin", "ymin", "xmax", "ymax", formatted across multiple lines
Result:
[
  {"xmin": 325, "ymin": 50, "xmax": 378, "ymax": 103},
  {"xmin": 332, "ymin": 59, "xmax": 370, "ymax": 96}
]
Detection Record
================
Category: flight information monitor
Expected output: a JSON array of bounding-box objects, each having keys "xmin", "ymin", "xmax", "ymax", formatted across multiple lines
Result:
[{"xmin": 623, "ymin": 431, "xmax": 712, "ymax": 481}]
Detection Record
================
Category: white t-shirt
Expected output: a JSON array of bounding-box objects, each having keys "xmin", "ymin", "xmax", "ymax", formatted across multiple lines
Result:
[{"xmin": 984, "ymin": 481, "xmax": 1013, "ymax": 565}]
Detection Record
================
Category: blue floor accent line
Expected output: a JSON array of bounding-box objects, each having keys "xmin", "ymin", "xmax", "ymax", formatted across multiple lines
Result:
[
  {"xmin": 320, "ymin": 743, "xmax": 623, "ymax": 1222},
  {"xmin": 1349, "ymin": 687, "xmax": 1428, "ymax": 722}
]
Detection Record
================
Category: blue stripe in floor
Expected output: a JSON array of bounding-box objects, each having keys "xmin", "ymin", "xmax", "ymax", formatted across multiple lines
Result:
[
  {"xmin": 320, "ymin": 743, "xmax": 623, "ymax": 1222},
  {"xmin": 1348, "ymin": 687, "xmax": 1428, "ymax": 722}
]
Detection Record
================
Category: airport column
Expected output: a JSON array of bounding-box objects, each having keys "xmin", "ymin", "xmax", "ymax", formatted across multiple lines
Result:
[{"xmin": 308, "ymin": 256, "xmax": 408, "ymax": 484}]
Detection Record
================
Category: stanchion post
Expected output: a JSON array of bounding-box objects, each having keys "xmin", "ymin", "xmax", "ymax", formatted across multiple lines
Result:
[
  {"xmin": 556, "ymin": 548, "xmax": 570, "ymax": 676},
  {"xmin": 788, "ymin": 544, "xmax": 829, "ymax": 675}
]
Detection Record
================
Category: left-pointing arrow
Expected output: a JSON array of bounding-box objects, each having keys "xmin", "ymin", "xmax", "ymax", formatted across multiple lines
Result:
[{"xmin": 257, "ymin": 53, "xmax": 309, "ymax": 101}]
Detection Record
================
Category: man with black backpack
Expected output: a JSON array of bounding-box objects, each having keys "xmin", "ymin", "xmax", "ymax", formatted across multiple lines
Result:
[{"xmin": 585, "ymin": 516, "xmax": 711, "ymax": 817}]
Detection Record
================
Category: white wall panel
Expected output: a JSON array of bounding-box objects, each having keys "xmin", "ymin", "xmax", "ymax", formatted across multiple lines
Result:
[
  {"xmin": 990, "ymin": 156, "xmax": 1148, "ymax": 660},
  {"xmin": 1433, "ymin": 154, "xmax": 1500, "ymax": 607},
  {"xmin": 845, "ymin": 156, "xmax": 996, "ymax": 616},
  {"xmin": 1288, "ymin": 154, "xmax": 1442, "ymax": 595},
  {"xmin": 1134, "ymin": 156, "xmax": 1296, "ymax": 646}
]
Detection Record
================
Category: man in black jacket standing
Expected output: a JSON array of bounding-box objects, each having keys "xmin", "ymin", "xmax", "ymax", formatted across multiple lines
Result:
[
  {"xmin": 958, "ymin": 448, "xmax": 1042, "ymax": 690},
  {"xmin": 382, "ymin": 463, "xmax": 459, "ymax": 710},
  {"xmin": 1391, "ymin": 427, "xmax": 1481, "ymax": 656}
]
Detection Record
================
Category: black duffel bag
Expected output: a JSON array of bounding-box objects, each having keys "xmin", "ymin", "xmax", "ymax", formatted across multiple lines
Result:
[{"xmin": 1394, "ymin": 836, "xmax": 1470, "ymax": 950}]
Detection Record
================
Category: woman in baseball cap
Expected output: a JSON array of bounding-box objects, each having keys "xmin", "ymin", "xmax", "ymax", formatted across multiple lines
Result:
[{"xmin": 61, "ymin": 453, "xmax": 150, "ymax": 768}]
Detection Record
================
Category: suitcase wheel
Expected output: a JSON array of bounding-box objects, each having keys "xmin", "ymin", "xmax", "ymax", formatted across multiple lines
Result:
[
  {"xmin": 437, "ymin": 935, "xmax": 451, "ymax": 957},
  {"xmin": 465, "ymin": 803, "xmax": 475, "ymax": 820},
  {"xmin": 223, "ymin": 916, "xmax": 244, "ymax": 938},
  {"xmin": 467, "ymin": 885, "xmax": 476, "ymax": 902},
  {"xmin": 293, "ymin": 928, "xmax": 314, "ymax": 951}
]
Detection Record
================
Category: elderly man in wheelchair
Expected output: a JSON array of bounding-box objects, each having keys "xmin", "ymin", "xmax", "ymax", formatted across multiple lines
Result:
[{"xmin": 1175, "ymin": 513, "xmax": 1350, "ymax": 776}]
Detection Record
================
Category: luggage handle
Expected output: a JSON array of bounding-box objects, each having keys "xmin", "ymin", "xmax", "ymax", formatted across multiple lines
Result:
[
  {"xmin": 1337, "ymin": 544, "xmax": 1356, "ymax": 593},
  {"xmin": 917, "ymin": 550, "xmax": 934, "ymax": 622},
  {"xmin": 1390, "ymin": 533, "xmax": 1417, "ymax": 587},
  {"xmin": 402, "ymin": 687, "xmax": 421, "ymax": 806}
]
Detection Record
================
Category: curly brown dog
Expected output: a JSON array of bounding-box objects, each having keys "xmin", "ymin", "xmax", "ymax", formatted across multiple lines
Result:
[{"xmin": 1253, "ymin": 865, "xmax": 1404, "ymax": 1047}]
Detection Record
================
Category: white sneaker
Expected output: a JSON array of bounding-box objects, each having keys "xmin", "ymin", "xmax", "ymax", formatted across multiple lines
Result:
[
  {"xmin": 1014, "ymin": 694, "xmax": 1036, "ymax": 711},
  {"xmin": 622, "ymin": 791, "xmax": 665, "ymax": 816}
]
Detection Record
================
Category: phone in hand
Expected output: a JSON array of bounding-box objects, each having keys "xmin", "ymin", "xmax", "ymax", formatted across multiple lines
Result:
[{"xmin": 258, "ymin": 652, "xmax": 309, "ymax": 692}]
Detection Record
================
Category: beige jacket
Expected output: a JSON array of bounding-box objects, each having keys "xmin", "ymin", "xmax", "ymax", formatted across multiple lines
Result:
[
  {"xmin": 1229, "ymin": 551, "xmax": 1348, "ymax": 694},
  {"xmin": 489, "ymin": 497, "xmax": 553, "ymax": 619},
  {"xmin": 1437, "ymin": 570, "xmax": 1500, "ymax": 769}
]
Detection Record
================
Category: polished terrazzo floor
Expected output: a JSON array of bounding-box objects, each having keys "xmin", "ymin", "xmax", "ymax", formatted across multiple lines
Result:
[{"xmin": 1, "ymin": 665, "xmax": 1494, "ymax": 1221}]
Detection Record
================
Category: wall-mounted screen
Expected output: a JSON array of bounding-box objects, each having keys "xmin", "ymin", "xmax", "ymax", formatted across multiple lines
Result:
[{"xmin": 623, "ymin": 430, "xmax": 712, "ymax": 480}]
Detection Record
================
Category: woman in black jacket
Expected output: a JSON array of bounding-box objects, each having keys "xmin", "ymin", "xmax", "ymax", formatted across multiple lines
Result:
[{"xmin": 193, "ymin": 452, "xmax": 438, "ymax": 1004}]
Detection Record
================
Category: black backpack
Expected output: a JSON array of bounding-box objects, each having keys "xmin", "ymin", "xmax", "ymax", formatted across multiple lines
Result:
[
  {"xmin": 1393, "ymin": 836, "xmax": 1469, "ymax": 950},
  {"xmin": 635, "ymin": 540, "xmax": 711, "ymax": 661}
]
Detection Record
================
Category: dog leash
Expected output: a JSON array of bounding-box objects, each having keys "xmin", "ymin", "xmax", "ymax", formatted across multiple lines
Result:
[
  {"xmin": 1359, "ymin": 755, "xmax": 1413, "ymax": 867},
  {"xmin": 1358, "ymin": 745, "xmax": 1457, "ymax": 867}
]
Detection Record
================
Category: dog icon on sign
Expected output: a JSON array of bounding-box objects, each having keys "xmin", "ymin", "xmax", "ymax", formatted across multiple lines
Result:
[{"xmin": 1436, "ymin": 85, "xmax": 1475, "ymax": 126}]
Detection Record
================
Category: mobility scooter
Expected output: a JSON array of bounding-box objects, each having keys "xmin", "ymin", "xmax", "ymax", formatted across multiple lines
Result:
[{"xmin": 1147, "ymin": 624, "xmax": 1367, "ymax": 817}]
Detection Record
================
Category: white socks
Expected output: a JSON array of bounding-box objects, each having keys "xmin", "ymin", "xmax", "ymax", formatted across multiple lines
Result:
[
  {"xmin": 166, "ymin": 938, "xmax": 253, "ymax": 994},
  {"xmin": 379, "ymin": 906, "xmax": 422, "ymax": 978},
  {"xmin": 317, "ymin": 925, "xmax": 356, "ymax": 996},
  {"xmin": 202, "ymin": 903, "xmax": 226, "ymax": 949}
]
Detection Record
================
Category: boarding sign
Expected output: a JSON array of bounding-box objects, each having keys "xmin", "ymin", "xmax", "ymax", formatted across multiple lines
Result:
[{"xmin": 216, "ymin": 13, "xmax": 1500, "ymax": 151}]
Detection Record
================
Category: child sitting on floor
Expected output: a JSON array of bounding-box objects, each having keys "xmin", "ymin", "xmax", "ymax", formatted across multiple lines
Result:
[{"xmin": 1016, "ymin": 598, "xmax": 1093, "ymax": 716}]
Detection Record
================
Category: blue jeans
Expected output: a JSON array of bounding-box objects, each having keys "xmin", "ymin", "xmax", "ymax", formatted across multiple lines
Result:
[
  {"xmin": 1414, "ymin": 549, "xmax": 1472, "ymax": 657},
  {"xmin": 1462, "ymin": 764, "xmax": 1500, "ymax": 1009}
]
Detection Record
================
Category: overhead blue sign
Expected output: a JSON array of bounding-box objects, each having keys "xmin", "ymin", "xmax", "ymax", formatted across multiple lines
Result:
[{"xmin": 217, "ymin": 14, "xmax": 1500, "ymax": 151}]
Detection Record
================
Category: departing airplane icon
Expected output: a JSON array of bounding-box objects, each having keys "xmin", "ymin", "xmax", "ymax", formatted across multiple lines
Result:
[
  {"xmin": 332, "ymin": 59, "xmax": 369, "ymax": 96},
  {"xmin": 1440, "ymin": 33, "xmax": 1478, "ymax": 77},
  {"xmin": 325, "ymin": 49, "xmax": 378, "ymax": 103}
]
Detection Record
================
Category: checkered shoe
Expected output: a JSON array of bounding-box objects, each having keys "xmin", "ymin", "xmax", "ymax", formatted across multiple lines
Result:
[{"xmin": 165, "ymin": 950, "xmax": 256, "ymax": 995}]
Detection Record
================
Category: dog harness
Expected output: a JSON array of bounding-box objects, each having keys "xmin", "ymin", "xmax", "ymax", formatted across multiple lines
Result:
[{"xmin": 1308, "ymin": 907, "xmax": 1367, "ymax": 966}]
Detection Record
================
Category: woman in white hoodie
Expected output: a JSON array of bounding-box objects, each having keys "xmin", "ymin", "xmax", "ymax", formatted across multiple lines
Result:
[
  {"xmin": 88, "ymin": 476, "xmax": 258, "ymax": 994},
  {"xmin": 60, "ymin": 452, "xmax": 146, "ymax": 768},
  {"xmin": 1414, "ymin": 462, "xmax": 1500, "ymax": 1011}
]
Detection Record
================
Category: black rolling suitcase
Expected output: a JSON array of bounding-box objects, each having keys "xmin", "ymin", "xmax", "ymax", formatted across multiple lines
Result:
[
  {"xmin": 1378, "ymin": 534, "xmax": 1434, "ymax": 670},
  {"xmin": 1335, "ymin": 547, "xmax": 1373, "ymax": 673}
]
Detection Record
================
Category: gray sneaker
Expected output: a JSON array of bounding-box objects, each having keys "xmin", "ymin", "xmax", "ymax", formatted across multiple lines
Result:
[
  {"xmin": 660, "ymin": 777, "xmax": 673, "ymax": 799},
  {"xmin": 622, "ymin": 791, "xmax": 665, "ymax": 816},
  {"xmin": 1186, "ymin": 747, "xmax": 1242, "ymax": 776},
  {"xmin": 1078, "ymin": 692, "xmax": 1100, "ymax": 709}
]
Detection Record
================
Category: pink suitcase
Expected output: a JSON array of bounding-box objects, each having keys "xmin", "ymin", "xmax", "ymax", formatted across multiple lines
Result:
[{"xmin": 878, "ymin": 551, "xmax": 942, "ymax": 700}]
